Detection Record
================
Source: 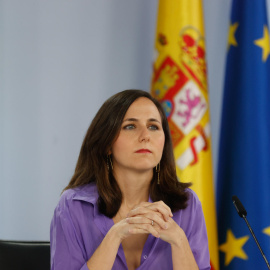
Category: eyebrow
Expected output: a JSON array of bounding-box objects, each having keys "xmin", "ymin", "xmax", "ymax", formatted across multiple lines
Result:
[{"xmin": 123, "ymin": 118, "xmax": 161, "ymax": 124}]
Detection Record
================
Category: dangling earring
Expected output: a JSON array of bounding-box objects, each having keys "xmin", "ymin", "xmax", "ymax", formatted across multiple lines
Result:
[
  {"xmin": 107, "ymin": 154, "xmax": 113, "ymax": 171},
  {"xmin": 156, "ymin": 163, "xmax": 160, "ymax": 184},
  {"xmin": 107, "ymin": 155, "xmax": 110, "ymax": 171},
  {"xmin": 110, "ymin": 155, "xmax": 113, "ymax": 170}
]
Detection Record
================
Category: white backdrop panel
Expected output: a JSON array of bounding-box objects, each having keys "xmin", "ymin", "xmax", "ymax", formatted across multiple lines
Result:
[{"xmin": 1, "ymin": 0, "xmax": 269, "ymax": 240}]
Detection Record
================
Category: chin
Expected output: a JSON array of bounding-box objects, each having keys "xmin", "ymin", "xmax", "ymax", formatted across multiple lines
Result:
[{"xmin": 132, "ymin": 164, "xmax": 156, "ymax": 172}]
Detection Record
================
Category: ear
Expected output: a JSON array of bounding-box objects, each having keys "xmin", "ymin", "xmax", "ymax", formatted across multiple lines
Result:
[{"xmin": 107, "ymin": 149, "xmax": 112, "ymax": 155}]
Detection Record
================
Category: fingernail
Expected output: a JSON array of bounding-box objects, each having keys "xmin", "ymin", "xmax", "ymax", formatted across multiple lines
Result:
[
  {"xmin": 126, "ymin": 217, "xmax": 129, "ymax": 223},
  {"xmin": 164, "ymin": 224, "xmax": 168, "ymax": 229}
]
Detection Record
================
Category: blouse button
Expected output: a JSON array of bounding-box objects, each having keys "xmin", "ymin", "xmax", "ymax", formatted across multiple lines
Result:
[{"xmin": 143, "ymin": 255, "xmax": 148, "ymax": 259}]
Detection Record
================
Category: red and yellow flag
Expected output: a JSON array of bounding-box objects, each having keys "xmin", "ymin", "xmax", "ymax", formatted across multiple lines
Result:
[{"xmin": 151, "ymin": 1, "xmax": 219, "ymax": 269}]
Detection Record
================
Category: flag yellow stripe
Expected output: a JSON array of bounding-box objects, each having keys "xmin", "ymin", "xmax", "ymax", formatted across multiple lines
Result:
[{"xmin": 152, "ymin": 1, "xmax": 219, "ymax": 269}]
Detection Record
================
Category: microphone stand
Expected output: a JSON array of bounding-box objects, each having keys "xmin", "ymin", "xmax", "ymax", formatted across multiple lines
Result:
[
  {"xmin": 232, "ymin": 196, "xmax": 270, "ymax": 270},
  {"xmin": 242, "ymin": 215, "xmax": 270, "ymax": 270}
]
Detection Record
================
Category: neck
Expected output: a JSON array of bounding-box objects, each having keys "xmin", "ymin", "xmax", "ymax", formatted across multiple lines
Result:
[{"xmin": 113, "ymin": 168, "xmax": 153, "ymax": 210}]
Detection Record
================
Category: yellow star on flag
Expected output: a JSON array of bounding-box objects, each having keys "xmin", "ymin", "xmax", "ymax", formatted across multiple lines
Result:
[
  {"xmin": 219, "ymin": 229, "xmax": 249, "ymax": 266},
  {"xmin": 228, "ymin": 22, "xmax": 239, "ymax": 49},
  {"xmin": 254, "ymin": 25, "xmax": 270, "ymax": 62},
  {"xmin": 263, "ymin": 226, "xmax": 270, "ymax": 236}
]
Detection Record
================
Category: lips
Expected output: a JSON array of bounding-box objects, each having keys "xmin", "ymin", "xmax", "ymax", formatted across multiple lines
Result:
[{"xmin": 135, "ymin": 149, "xmax": 152, "ymax": 153}]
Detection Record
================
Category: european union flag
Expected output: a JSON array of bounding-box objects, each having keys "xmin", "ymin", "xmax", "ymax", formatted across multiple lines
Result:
[{"xmin": 217, "ymin": 0, "xmax": 270, "ymax": 269}]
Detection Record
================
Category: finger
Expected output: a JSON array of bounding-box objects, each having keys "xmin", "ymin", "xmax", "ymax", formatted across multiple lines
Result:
[
  {"xmin": 141, "ymin": 212, "xmax": 169, "ymax": 229},
  {"xmin": 129, "ymin": 203, "xmax": 171, "ymax": 222},
  {"xmin": 126, "ymin": 216, "xmax": 151, "ymax": 225},
  {"xmin": 135, "ymin": 201, "xmax": 172, "ymax": 216},
  {"xmin": 127, "ymin": 206, "xmax": 168, "ymax": 223},
  {"xmin": 128, "ymin": 224, "xmax": 160, "ymax": 238},
  {"xmin": 138, "ymin": 201, "xmax": 173, "ymax": 218},
  {"xmin": 126, "ymin": 215, "xmax": 168, "ymax": 230},
  {"xmin": 127, "ymin": 206, "xmax": 149, "ymax": 218},
  {"xmin": 153, "ymin": 201, "xmax": 173, "ymax": 217}
]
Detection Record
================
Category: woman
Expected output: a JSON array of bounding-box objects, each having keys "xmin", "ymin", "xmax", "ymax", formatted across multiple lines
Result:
[{"xmin": 50, "ymin": 89, "xmax": 210, "ymax": 270}]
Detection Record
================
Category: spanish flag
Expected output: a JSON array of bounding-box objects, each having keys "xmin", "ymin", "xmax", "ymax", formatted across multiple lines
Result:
[{"xmin": 151, "ymin": 1, "xmax": 219, "ymax": 269}]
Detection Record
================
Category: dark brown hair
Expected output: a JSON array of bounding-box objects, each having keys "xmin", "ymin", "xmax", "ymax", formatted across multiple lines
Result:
[{"xmin": 64, "ymin": 89, "xmax": 191, "ymax": 217}]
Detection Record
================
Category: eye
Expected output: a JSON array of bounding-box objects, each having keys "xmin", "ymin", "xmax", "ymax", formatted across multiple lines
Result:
[
  {"xmin": 123, "ymin": 124, "xmax": 135, "ymax": 130},
  {"xmin": 148, "ymin": 125, "xmax": 159, "ymax": 130}
]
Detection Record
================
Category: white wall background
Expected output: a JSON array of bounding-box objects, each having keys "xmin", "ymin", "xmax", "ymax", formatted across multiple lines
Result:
[{"xmin": 1, "ymin": 0, "xmax": 270, "ymax": 241}]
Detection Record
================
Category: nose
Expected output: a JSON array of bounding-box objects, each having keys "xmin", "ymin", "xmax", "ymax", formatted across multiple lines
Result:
[{"xmin": 138, "ymin": 128, "xmax": 150, "ymax": 142}]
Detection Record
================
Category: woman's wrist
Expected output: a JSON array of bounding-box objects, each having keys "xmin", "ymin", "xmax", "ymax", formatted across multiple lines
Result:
[
  {"xmin": 106, "ymin": 225, "xmax": 123, "ymax": 246},
  {"xmin": 169, "ymin": 226, "xmax": 187, "ymax": 247},
  {"xmin": 170, "ymin": 227, "xmax": 199, "ymax": 270},
  {"xmin": 106, "ymin": 225, "xmax": 124, "ymax": 246}
]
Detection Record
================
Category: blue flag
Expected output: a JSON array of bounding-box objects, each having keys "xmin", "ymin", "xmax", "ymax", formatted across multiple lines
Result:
[{"xmin": 217, "ymin": 0, "xmax": 270, "ymax": 269}]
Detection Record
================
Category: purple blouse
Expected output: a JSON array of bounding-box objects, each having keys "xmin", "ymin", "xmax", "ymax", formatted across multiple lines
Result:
[{"xmin": 50, "ymin": 183, "xmax": 210, "ymax": 270}]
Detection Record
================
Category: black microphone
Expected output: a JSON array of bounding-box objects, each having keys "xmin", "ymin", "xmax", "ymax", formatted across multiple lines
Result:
[{"xmin": 232, "ymin": 195, "xmax": 270, "ymax": 269}]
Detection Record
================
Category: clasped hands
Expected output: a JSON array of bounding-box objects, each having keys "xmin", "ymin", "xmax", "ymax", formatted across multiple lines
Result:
[{"xmin": 113, "ymin": 201, "xmax": 184, "ymax": 247}]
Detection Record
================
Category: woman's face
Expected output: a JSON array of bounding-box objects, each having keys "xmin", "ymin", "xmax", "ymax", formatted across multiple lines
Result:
[{"xmin": 110, "ymin": 97, "xmax": 165, "ymax": 174}]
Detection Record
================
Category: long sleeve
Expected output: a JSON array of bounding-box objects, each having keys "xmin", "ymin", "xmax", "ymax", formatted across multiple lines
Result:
[
  {"xmin": 185, "ymin": 190, "xmax": 211, "ymax": 270},
  {"xmin": 50, "ymin": 203, "xmax": 89, "ymax": 270}
]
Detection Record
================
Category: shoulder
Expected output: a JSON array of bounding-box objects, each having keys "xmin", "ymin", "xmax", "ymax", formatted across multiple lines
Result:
[
  {"xmin": 185, "ymin": 188, "xmax": 202, "ymax": 209},
  {"xmin": 56, "ymin": 183, "xmax": 98, "ymax": 214}
]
